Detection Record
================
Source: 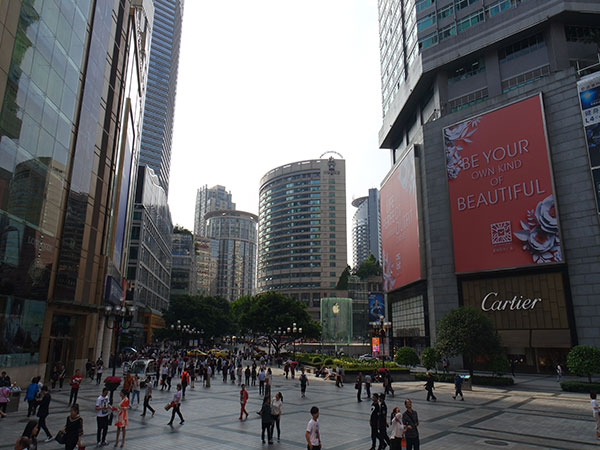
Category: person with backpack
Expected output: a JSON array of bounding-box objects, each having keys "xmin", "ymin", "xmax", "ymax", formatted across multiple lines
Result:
[
  {"xmin": 453, "ymin": 374, "xmax": 464, "ymax": 401},
  {"xmin": 25, "ymin": 377, "xmax": 40, "ymax": 417},
  {"xmin": 258, "ymin": 396, "xmax": 274, "ymax": 445},
  {"xmin": 299, "ymin": 369, "xmax": 309, "ymax": 398}
]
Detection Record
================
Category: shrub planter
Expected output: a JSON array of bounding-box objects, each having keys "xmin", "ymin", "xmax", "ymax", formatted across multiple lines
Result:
[
  {"xmin": 343, "ymin": 368, "xmax": 413, "ymax": 383},
  {"xmin": 560, "ymin": 381, "xmax": 600, "ymax": 393}
]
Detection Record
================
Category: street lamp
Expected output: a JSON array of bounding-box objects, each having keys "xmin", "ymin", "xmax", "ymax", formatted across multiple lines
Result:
[
  {"xmin": 371, "ymin": 315, "xmax": 391, "ymax": 368},
  {"xmin": 105, "ymin": 303, "xmax": 136, "ymax": 402},
  {"xmin": 286, "ymin": 323, "xmax": 303, "ymax": 361}
]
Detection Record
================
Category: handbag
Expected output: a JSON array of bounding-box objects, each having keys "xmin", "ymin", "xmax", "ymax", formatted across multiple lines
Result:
[
  {"xmin": 55, "ymin": 430, "xmax": 66, "ymax": 444},
  {"xmin": 164, "ymin": 402, "xmax": 172, "ymax": 411},
  {"xmin": 354, "ymin": 382, "xmax": 359, "ymax": 390}
]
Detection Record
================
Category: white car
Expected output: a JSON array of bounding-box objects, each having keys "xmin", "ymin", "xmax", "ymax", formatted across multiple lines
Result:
[{"xmin": 358, "ymin": 354, "xmax": 375, "ymax": 361}]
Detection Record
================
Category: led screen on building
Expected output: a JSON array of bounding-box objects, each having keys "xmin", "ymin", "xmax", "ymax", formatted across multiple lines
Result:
[
  {"xmin": 368, "ymin": 293, "xmax": 385, "ymax": 323},
  {"xmin": 577, "ymin": 72, "xmax": 600, "ymax": 212},
  {"xmin": 444, "ymin": 94, "xmax": 562, "ymax": 273},
  {"xmin": 380, "ymin": 146, "xmax": 421, "ymax": 291}
]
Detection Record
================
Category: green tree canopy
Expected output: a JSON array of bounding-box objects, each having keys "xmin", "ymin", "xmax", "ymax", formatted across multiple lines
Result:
[
  {"xmin": 335, "ymin": 265, "xmax": 351, "ymax": 290},
  {"xmin": 395, "ymin": 346, "xmax": 420, "ymax": 367},
  {"xmin": 173, "ymin": 225, "xmax": 192, "ymax": 235},
  {"xmin": 435, "ymin": 306, "xmax": 501, "ymax": 376},
  {"xmin": 231, "ymin": 291, "xmax": 321, "ymax": 354},
  {"xmin": 421, "ymin": 347, "xmax": 441, "ymax": 371},
  {"xmin": 162, "ymin": 295, "xmax": 235, "ymax": 342},
  {"xmin": 567, "ymin": 345, "xmax": 600, "ymax": 383},
  {"xmin": 354, "ymin": 254, "xmax": 382, "ymax": 280}
]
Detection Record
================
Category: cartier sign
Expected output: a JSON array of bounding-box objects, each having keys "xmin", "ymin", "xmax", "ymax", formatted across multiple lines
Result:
[{"xmin": 481, "ymin": 292, "xmax": 542, "ymax": 312}]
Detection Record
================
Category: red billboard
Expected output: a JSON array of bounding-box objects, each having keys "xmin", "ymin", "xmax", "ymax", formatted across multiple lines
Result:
[
  {"xmin": 380, "ymin": 146, "xmax": 421, "ymax": 292},
  {"xmin": 444, "ymin": 94, "xmax": 562, "ymax": 273}
]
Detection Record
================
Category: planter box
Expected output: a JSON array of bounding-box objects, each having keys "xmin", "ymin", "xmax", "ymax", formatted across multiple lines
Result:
[{"xmin": 6, "ymin": 391, "xmax": 20, "ymax": 413}]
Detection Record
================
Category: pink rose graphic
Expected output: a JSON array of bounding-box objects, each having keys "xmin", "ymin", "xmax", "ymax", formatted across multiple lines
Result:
[
  {"xmin": 514, "ymin": 195, "xmax": 562, "ymax": 263},
  {"xmin": 444, "ymin": 117, "xmax": 481, "ymax": 180}
]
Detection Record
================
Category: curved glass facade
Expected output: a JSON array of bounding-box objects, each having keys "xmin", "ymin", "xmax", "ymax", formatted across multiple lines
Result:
[{"xmin": 258, "ymin": 159, "xmax": 347, "ymax": 318}]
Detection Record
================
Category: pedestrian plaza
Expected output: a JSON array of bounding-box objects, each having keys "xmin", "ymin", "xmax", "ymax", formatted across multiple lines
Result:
[{"xmin": 0, "ymin": 367, "xmax": 598, "ymax": 449}]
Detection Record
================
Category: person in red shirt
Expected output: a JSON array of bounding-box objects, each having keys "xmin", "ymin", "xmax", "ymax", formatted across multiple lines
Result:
[
  {"xmin": 239, "ymin": 384, "xmax": 249, "ymax": 420},
  {"xmin": 181, "ymin": 369, "xmax": 190, "ymax": 398},
  {"xmin": 68, "ymin": 369, "xmax": 83, "ymax": 406}
]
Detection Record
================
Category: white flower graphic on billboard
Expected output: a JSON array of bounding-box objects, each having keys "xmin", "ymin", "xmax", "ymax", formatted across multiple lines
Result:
[
  {"xmin": 513, "ymin": 195, "xmax": 562, "ymax": 263},
  {"xmin": 444, "ymin": 117, "xmax": 481, "ymax": 179}
]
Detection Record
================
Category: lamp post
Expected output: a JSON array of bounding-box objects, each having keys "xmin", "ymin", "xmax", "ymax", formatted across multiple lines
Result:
[
  {"xmin": 371, "ymin": 315, "xmax": 391, "ymax": 369},
  {"xmin": 286, "ymin": 323, "xmax": 303, "ymax": 361},
  {"xmin": 104, "ymin": 303, "xmax": 136, "ymax": 402}
]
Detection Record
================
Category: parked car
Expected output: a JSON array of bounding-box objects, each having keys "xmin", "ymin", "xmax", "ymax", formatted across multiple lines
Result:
[
  {"xmin": 128, "ymin": 359, "xmax": 157, "ymax": 385},
  {"xmin": 358, "ymin": 354, "xmax": 375, "ymax": 361}
]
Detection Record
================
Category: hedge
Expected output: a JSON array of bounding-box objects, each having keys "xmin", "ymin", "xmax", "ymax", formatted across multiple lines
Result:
[
  {"xmin": 560, "ymin": 381, "xmax": 600, "ymax": 393},
  {"xmin": 413, "ymin": 372, "xmax": 514, "ymax": 386}
]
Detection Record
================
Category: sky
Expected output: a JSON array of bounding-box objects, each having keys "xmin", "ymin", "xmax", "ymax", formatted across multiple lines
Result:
[{"xmin": 169, "ymin": 1, "xmax": 391, "ymax": 264}]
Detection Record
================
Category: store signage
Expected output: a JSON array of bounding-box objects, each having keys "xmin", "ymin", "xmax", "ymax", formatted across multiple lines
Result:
[
  {"xmin": 481, "ymin": 292, "xmax": 542, "ymax": 312},
  {"xmin": 380, "ymin": 146, "xmax": 422, "ymax": 291},
  {"xmin": 577, "ymin": 72, "xmax": 600, "ymax": 212},
  {"xmin": 372, "ymin": 337, "xmax": 380, "ymax": 353},
  {"xmin": 443, "ymin": 94, "xmax": 562, "ymax": 273}
]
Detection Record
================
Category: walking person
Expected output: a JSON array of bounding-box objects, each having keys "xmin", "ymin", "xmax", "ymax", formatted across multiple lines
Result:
[
  {"xmin": 58, "ymin": 364, "xmax": 66, "ymax": 390},
  {"xmin": 68, "ymin": 369, "xmax": 83, "ymax": 406},
  {"xmin": 271, "ymin": 392, "xmax": 283, "ymax": 442},
  {"xmin": 239, "ymin": 384, "xmax": 249, "ymax": 420},
  {"xmin": 402, "ymin": 399, "xmax": 420, "ymax": 450},
  {"xmin": 61, "ymin": 403, "xmax": 83, "ymax": 450},
  {"xmin": 305, "ymin": 406, "xmax": 322, "ymax": 450},
  {"xmin": 591, "ymin": 392, "xmax": 600, "ymax": 440},
  {"xmin": 131, "ymin": 374, "xmax": 141, "ymax": 406},
  {"xmin": 36, "ymin": 385, "xmax": 53, "ymax": 442},
  {"xmin": 299, "ymin": 369, "xmax": 309, "ymax": 398},
  {"xmin": 141, "ymin": 377, "xmax": 155, "ymax": 417},
  {"xmin": 123, "ymin": 372, "xmax": 133, "ymax": 399},
  {"xmin": 453, "ymin": 374, "xmax": 464, "ymax": 400},
  {"xmin": 96, "ymin": 387, "xmax": 111, "ymax": 446},
  {"xmin": 251, "ymin": 365, "xmax": 257, "ymax": 386},
  {"xmin": 390, "ymin": 407, "xmax": 405, "ymax": 450},
  {"xmin": 181, "ymin": 368, "xmax": 190, "ymax": 398},
  {"xmin": 258, "ymin": 367, "xmax": 266, "ymax": 396},
  {"xmin": 356, "ymin": 372, "xmax": 363, "ymax": 402},
  {"xmin": 369, "ymin": 393, "xmax": 383, "ymax": 450},
  {"xmin": 442, "ymin": 358, "xmax": 449, "ymax": 374},
  {"xmin": 556, "ymin": 363, "xmax": 563, "ymax": 382},
  {"xmin": 50, "ymin": 366, "xmax": 59, "ymax": 390},
  {"xmin": 258, "ymin": 395, "xmax": 274, "ymax": 444},
  {"xmin": 237, "ymin": 365, "xmax": 243, "ymax": 386},
  {"xmin": 424, "ymin": 372, "xmax": 436, "ymax": 402},
  {"xmin": 245, "ymin": 366, "xmax": 251, "ymax": 386},
  {"xmin": 113, "ymin": 389, "xmax": 129, "ymax": 447},
  {"xmin": 96, "ymin": 358, "xmax": 104, "ymax": 385},
  {"xmin": 167, "ymin": 384, "xmax": 184, "ymax": 426},
  {"xmin": 0, "ymin": 383, "xmax": 10, "ymax": 418},
  {"xmin": 365, "ymin": 372, "xmax": 372, "ymax": 399},
  {"xmin": 25, "ymin": 377, "xmax": 40, "ymax": 417},
  {"xmin": 378, "ymin": 394, "xmax": 392, "ymax": 450}
]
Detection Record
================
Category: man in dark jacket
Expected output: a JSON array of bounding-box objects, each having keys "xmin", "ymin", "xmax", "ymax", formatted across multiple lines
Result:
[
  {"xmin": 424, "ymin": 372, "xmax": 436, "ymax": 401},
  {"xmin": 369, "ymin": 393, "xmax": 383, "ymax": 450},
  {"xmin": 378, "ymin": 394, "xmax": 392, "ymax": 449},
  {"xmin": 402, "ymin": 399, "xmax": 420, "ymax": 450},
  {"xmin": 37, "ymin": 385, "xmax": 53, "ymax": 441}
]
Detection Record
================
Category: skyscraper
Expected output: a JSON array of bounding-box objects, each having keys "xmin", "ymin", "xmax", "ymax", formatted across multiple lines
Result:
[
  {"xmin": 352, "ymin": 188, "xmax": 382, "ymax": 268},
  {"xmin": 205, "ymin": 210, "xmax": 258, "ymax": 301},
  {"xmin": 139, "ymin": 0, "xmax": 184, "ymax": 195},
  {"xmin": 194, "ymin": 185, "xmax": 235, "ymax": 237},
  {"xmin": 258, "ymin": 156, "xmax": 348, "ymax": 319},
  {"xmin": 0, "ymin": 0, "xmax": 153, "ymax": 383},
  {"xmin": 378, "ymin": 0, "xmax": 600, "ymax": 366}
]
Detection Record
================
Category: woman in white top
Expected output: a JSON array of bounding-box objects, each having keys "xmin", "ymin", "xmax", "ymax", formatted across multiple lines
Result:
[
  {"xmin": 271, "ymin": 392, "xmax": 284, "ymax": 441},
  {"xmin": 591, "ymin": 392, "xmax": 600, "ymax": 440},
  {"xmin": 389, "ymin": 406, "xmax": 405, "ymax": 450}
]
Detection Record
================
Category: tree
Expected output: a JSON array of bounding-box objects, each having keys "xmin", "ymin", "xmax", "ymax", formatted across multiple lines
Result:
[
  {"xmin": 567, "ymin": 345, "xmax": 600, "ymax": 383},
  {"xmin": 354, "ymin": 254, "xmax": 382, "ymax": 280},
  {"xmin": 173, "ymin": 225, "xmax": 192, "ymax": 235},
  {"xmin": 335, "ymin": 265, "xmax": 351, "ymax": 290},
  {"xmin": 488, "ymin": 354, "xmax": 510, "ymax": 377},
  {"xmin": 436, "ymin": 306, "xmax": 501, "ymax": 376},
  {"xmin": 162, "ymin": 295, "xmax": 235, "ymax": 343},
  {"xmin": 395, "ymin": 346, "xmax": 420, "ymax": 367},
  {"xmin": 231, "ymin": 291, "xmax": 321, "ymax": 355},
  {"xmin": 421, "ymin": 347, "xmax": 441, "ymax": 371}
]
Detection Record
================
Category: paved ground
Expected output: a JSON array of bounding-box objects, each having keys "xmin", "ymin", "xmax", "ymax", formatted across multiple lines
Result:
[{"xmin": 1, "ymin": 367, "xmax": 598, "ymax": 449}]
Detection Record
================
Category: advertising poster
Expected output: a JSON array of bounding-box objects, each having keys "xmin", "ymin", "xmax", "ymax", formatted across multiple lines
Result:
[
  {"xmin": 368, "ymin": 293, "xmax": 385, "ymax": 323},
  {"xmin": 577, "ymin": 72, "xmax": 600, "ymax": 212},
  {"xmin": 371, "ymin": 337, "xmax": 380, "ymax": 354},
  {"xmin": 380, "ymin": 146, "xmax": 421, "ymax": 292},
  {"xmin": 444, "ymin": 94, "xmax": 562, "ymax": 273}
]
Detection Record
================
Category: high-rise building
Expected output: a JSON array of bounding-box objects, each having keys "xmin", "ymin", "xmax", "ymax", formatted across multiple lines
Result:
[
  {"xmin": 0, "ymin": 0, "xmax": 153, "ymax": 383},
  {"xmin": 378, "ymin": 0, "xmax": 600, "ymax": 368},
  {"xmin": 138, "ymin": 0, "xmax": 184, "ymax": 195},
  {"xmin": 352, "ymin": 188, "xmax": 382, "ymax": 268},
  {"xmin": 258, "ymin": 157, "xmax": 348, "ymax": 319},
  {"xmin": 194, "ymin": 185, "xmax": 235, "ymax": 237},
  {"xmin": 171, "ymin": 229, "xmax": 195, "ymax": 297},
  {"xmin": 126, "ymin": 166, "xmax": 172, "ymax": 344},
  {"xmin": 205, "ymin": 210, "xmax": 258, "ymax": 301}
]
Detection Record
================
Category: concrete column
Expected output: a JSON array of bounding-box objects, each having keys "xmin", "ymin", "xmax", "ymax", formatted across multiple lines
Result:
[
  {"xmin": 95, "ymin": 316, "xmax": 105, "ymax": 360},
  {"xmin": 485, "ymin": 49, "xmax": 502, "ymax": 98}
]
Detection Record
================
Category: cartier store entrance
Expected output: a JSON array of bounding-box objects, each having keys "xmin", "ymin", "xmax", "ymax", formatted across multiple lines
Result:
[{"xmin": 461, "ymin": 271, "xmax": 573, "ymax": 373}]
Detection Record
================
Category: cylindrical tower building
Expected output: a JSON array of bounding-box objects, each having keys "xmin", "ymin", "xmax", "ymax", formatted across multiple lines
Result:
[
  {"xmin": 258, "ymin": 157, "xmax": 348, "ymax": 319},
  {"xmin": 205, "ymin": 210, "xmax": 257, "ymax": 301}
]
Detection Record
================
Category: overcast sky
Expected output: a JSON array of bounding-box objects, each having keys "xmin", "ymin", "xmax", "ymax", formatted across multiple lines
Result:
[{"xmin": 169, "ymin": 1, "xmax": 391, "ymax": 264}]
